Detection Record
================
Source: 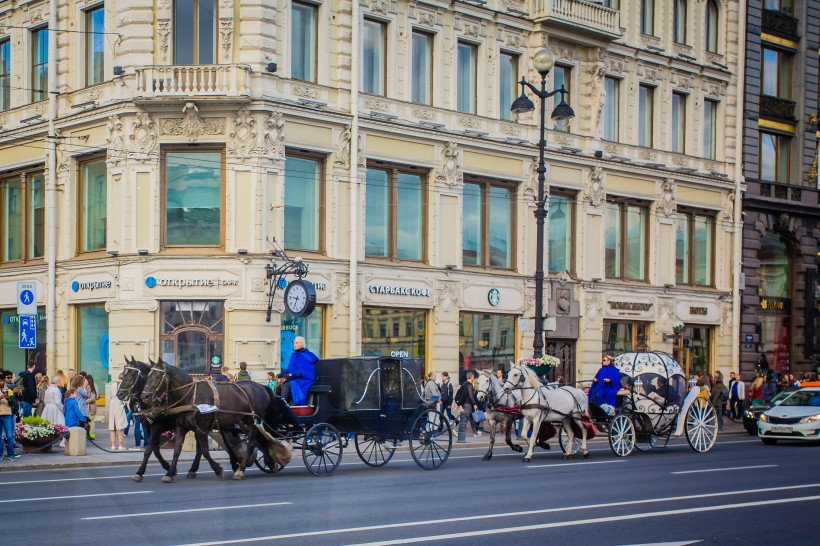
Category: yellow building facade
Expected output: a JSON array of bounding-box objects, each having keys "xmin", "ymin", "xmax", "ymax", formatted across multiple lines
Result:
[{"xmin": 0, "ymin": 0, "xmax": 744, "ymax": 388}]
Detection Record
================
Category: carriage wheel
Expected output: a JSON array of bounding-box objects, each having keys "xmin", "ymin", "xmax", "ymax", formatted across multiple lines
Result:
[
  {"xmin": 302, "ymin": 423, "xmax": 343, "ymax": 476},
  {"xmin": 609, "ymin": 415, "xmax": 636, "ymax": 457},
  {"xmin": 254, "ymin": 447, "xmax": 274, "ymax": 473},
  {"xmin": 355, "ymin": 435, "xmax": 397, "ymax": 467},
  {"xmin": 685, "ymin": 398, "xmax": 718, "ymax": 453},
  {"xmin": 558, "ymin": 426, "xmax": 582, "ymax": 454},
  {"xmin": 409, "ymin": 409, "xmax": 452, "ymax": 470}
]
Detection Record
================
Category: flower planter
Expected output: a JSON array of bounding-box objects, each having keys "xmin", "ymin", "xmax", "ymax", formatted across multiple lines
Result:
[{"xmin": 19, "ymin": 434, "xmax": 60, "ymax": 453}]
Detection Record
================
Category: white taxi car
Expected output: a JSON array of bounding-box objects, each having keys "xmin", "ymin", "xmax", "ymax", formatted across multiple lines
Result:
[{"xmin": 758, "ymin": 387, "xmax": 820, "ymax": 445}]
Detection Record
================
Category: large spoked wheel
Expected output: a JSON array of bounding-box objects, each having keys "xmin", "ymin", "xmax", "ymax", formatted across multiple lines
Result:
[
  {"xmin": 558, "ymin": 426, "xmax": 582, "ymax": 454},
  {"xmin": 355, "ymin": 435, "xmax": 397, "ymax": 467},
  {"xmin": 685, "ymin": 398, "xmax": 718, "ymax": 453},
  {"xmin": 609, "ymin": 415, "xmax": 636, "ymax": 457},
  {"xmin": 302, "ymin": 423, "xmax": 343, "ymax": 477},
  {"xmin": 409, "ymin": 409, "xmax": 452, "ymax": 470},
  {"xmin": 254, "ymin": 447, "xmax": 274, "ymax": 473}
]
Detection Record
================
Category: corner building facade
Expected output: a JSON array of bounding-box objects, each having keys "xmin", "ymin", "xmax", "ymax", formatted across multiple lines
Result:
[{"xmin": 0, "ymin": 1, "xmax": 743, "ymax": 390}]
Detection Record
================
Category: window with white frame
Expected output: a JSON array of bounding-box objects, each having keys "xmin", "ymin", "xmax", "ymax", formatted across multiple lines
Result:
[
  {"xmin": 86, "ymin": 5, "xmax": 105, "ymax": 86},
  {"xmin": 411, "ymin": 30, "xmax": 432, "ymax": 105},
  {"xmin": 456, "ymin": 42, "xmax": 477, "ymax": 114},
  {"xmin": 671, "ymin": 92, "xmax": 686, "ymax": 154},
  {"xmin": 291, "ymin": 1, "xmax": 317, "ymax": 82},
  {"xmin": 499, "ymin": 51, "xmax": 518, "ymax": 122},
  {"xmin": 602, "ymin": 76, "xmax": 619, "ymax": 141},
  {"xmin": 362, "ymin": 18, "xmax": 386, "ymax": 96}
]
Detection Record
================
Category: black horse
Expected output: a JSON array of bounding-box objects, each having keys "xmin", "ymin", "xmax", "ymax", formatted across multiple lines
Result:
[
  {"xmin": 117, "ymin": 357, "xmax": 241, "ymax": 482},
  {"xmin": 141, "ymin": 358, "xmax": 287, "ymax": 481}
]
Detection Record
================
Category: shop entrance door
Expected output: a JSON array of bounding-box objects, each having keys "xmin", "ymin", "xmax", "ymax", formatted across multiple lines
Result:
[
  {"xmin": 545, "ymin": 340, "xmax": 576, "ymax": 385},
  {"xmin": 160, "ymin": 301, "xmax": 224, "ymax": 375}
]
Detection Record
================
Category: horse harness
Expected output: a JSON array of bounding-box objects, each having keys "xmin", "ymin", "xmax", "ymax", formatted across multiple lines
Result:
[{"xmin": 505, "ymin": 376, "xmax": 583, "ymax": 419}]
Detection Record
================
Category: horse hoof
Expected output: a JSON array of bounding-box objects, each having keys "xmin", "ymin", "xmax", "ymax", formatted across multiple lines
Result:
[
  {"xmin": 218, "ymin": 468, "xmax": 226, "ymax": 480},
  {"xmin": 482, "ymin": 454, "xmax": 491, "ymax": 461},
  {"xmin": 131, "ymin": 474, "xmax": 143, "ymax": 483},
  {"xmin": 186, "ymin": 471, "xmax": 197, "ymax": 479},
  {"xmin": 232, "ymin": 471, "xmax": 244, "ymax": 481},
  {"xmin": 562, "ymin": 454, "xmax": 572, "ymax": 460},
  {"xmin": 513, "ymin": 445, "xmax": 523, "ymax": 453},
  {"xmin": 583, "ymin": 450, "xmax": 590, "ymax": 459},
  {"xmin": 161, "ymin": 475, "xmax": 174, "ymax": 483},
  {"xmin": 522, "ymin": 457, "xmax": 531, "ymax": 463}
]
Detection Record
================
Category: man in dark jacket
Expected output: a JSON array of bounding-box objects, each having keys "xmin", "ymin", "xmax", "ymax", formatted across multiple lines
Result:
[
  {"xmin": 18, "ymin": 362, "xmax": 38, "ymax": 418},
  {"xmin": 439, "ymin": 372, "xmax": 455, "ymax": 424}
]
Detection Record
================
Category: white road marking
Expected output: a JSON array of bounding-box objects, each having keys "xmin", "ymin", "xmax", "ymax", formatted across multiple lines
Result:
[
  {"xmin": 0, "ymin": 491, "xmax": 153, "ymax": 504},
  {"xmin": 672, "ymin": 464, "xmax": 777, "ymax": 475},
  {"xmin": 0, "ymin": 474, "xmax": 166, "ymax": 486},
  {"xmin": 527, "ymin": 460, "xmax": 629, "ymax": 469},
  {"xmin": 622, "ymin": 542, "xmax": 702, "ymax": 546},
  {"xmin": 82, "ymin": 502, "xmax": 292, "ymax": 520},
  {"xmin": 342, "ymin": 494, "xmax": 820, "ymax": 545},
  {"xmin": 173, "ymin": 483, "xmax": 820, "ymax": 546}
]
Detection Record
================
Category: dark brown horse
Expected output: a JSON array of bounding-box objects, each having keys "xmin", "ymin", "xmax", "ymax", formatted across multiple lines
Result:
[{"xmin": 140, "ymin": 358, "xmax": 286, "ymax": 481}]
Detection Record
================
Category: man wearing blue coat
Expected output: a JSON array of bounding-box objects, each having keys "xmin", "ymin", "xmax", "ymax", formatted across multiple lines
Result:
[
  {"xmin": 278, "ymin": 336, "xmax": 318, "ymax": 405},
  {"xmin": 588, "ymin": 354, "xmax": 621, "ymax": 414}
]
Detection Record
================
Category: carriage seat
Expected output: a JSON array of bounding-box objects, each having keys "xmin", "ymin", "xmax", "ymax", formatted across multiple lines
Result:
[{"xmin": 290, "ymin": 384, "xmax": 332, "ymax": 416}]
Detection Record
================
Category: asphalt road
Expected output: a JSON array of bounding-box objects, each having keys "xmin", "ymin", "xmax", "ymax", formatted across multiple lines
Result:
[{"xmin": 1, "ymin": 434, "xmax": 817, "ymax": 546}]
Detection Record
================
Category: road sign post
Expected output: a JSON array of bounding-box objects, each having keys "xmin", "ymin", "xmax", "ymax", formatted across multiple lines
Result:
[
  {"xmin": 17, "ymin": 281, "xmax": 37, "ymax": 316},
  {"xmin": 19, "ymin": 315, "xmax": 37, "ymax": 349}
]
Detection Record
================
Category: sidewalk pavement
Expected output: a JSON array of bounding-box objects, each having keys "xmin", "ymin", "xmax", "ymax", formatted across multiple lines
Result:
[{"xmin": 0, "ymin": 414, "xmax": 748, "ymax": 474}]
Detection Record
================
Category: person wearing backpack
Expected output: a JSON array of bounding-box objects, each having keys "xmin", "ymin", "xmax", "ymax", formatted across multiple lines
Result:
[
  {"xmin": 439, "ymin": 372, "xmax": 456, "ymax": 425},
  {"xmin": 17, "ymin": 362, "xmax": 38, "ymax": 418},
  {"xmin": 710, "ymin": 371, "xmax": 727, "ymax": 432},
  {"xmin": 455, "ymin": 372, "xmax": 481, "ymax": 437}
]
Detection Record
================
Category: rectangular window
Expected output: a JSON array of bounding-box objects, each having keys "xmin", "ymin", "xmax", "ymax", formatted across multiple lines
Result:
[
  {"xmin": 174, "ymin": 0, "xmax": 216, "ymax": 64},
  {"xmin": 764, "ymin": 0, "xmax": 794, "ymax": 15},
  {"xmin": 641, "ymin": 0, "xmax": 655, "ymax": 35},
  {"xmin": 548, "ymin": 194, "xmax": 573, "ymax": 274},
  {"xmin": 1, "ymin": 171, "xmax": 45, "ymax": 263},
  {"xmin": 605, "ymin": 201, "xmax": 647, "ymax": 281},
  {"xmin": 0, "ymin": 39, "xmax": 10, "ymax": 111},
  {"xmin": 284, "ymin": 155, "xmax": 321, "ymax": 251},
  {"xmin": 602, "ymin": 77, "xmax": 619, "ymax": 141},
  {"xmin": 762, "ymin": 47, "xmax": 792, "ymax": 99},
  {"xmin": 553, "ymin": 65, "xmax": 571, "ymax": 131},
  {"xmin": 703, "ymin": 99, "xmax": 717, "ymax": 159},
  {"xmin": 459, "ymin": 313, "xmax": 516, "ymax": 375},
  {"xmin": 673, "ymin": 0, "xmax": 687, "ymax": 44},
  {"xmin": 411, "ymin": 30, "xmax": 432, "ymax": 105},
  {"xmin": 638, "ymin": 85, "xmax": 654, "ymax": 147},
  {"xmin": 676, "ymin": 212, "xmax": 714, "ymax": 286},
  {"xmin": 281, "ymin": 307, "xmax": 324, "ymax": 366},
  {"xmin": 362, "ymin": 308, "xmax": 427, "ymax": 365},
  {"xmin": 759, "ymin": 131, "xmax": 790, "ymax": 183},
  {"xmin": 362, "ymin": 18, "xmax": 386, "ymax": 96},
  {"xmin": 164, "ymin": 150, "xmax": 222, "ymax": 247},
  {"xmin": 456, "ymin": 42, "xmax": 476, "ymax": 114},
  {"xmin": 291, "ymin": 1, "xmax": 317, "ymax": 82},
  {"xmin": 79, "ymin": 159, "xmax": 107, "ymax": 252},
  {"xmin": 671, "ymin": 92, "xmax": 686, "ymax": 154},
  {"xmin": 463, "ymin": 180, "xmax": 513, "ymax": 269},
  {"xmin": 706, "ymin": 0, "xmax": 719, "ymax": 53},
  {"xmin": 77, "ymin": 305, "xmax": 109, "ymax": 388},
  {"xmin": 499, "ymin": 52, "xmax": 517, "ymax": 121},
  {"xmin": 32, "ymin": 27, "xmax": 48, "ymax": 102},
  {"xmin": 86, "ymin": 6, "xmax": 105, "ymax": 85},
  {"xmin": 365, "ymin": 166, "xmax": 424, "ymax": 261}
]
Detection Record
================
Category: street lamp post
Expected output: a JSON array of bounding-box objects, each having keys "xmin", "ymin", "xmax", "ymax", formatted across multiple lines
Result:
[{"xmin": 510, "ymin": 48, "xmax": 575, "ymax": 359}]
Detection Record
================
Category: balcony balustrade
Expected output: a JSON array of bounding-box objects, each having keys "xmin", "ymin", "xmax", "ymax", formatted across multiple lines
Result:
[
  {"xmin": 762, "ymin": 9, "xmax": 800, "ymax": 39},
  {"xmin": 134, "ymin": 65, "xmax": 251, "ymax": 99},
  {"xmin": 530, "ymin": 0, "xmax": 621, "ymax": 39}
]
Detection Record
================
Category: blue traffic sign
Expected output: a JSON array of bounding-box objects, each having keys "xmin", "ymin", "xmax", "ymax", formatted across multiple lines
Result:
[{"xmin": 19, "ymin": 315, "xmax": 36, "ymax": 349}]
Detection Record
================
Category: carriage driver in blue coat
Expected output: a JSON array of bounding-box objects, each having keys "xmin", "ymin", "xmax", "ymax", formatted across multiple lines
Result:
[
  {"xmin": 278, "ymin": 336, "xmax": 318, "ymax": 406},
  {"xmin": 588, "ymin": 355, "xmax": 621, "ymax": 415}
]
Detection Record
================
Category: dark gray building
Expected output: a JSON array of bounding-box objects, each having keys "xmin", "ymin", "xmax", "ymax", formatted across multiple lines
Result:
[{"xmin": 740, "ymin": 1, "xmax": 820, "ymax": 378}]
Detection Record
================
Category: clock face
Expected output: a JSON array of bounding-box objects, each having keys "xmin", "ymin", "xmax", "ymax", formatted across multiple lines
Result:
[{"xmin": 284, "ymin": 280, "xmax": 317, "ymax": 317}]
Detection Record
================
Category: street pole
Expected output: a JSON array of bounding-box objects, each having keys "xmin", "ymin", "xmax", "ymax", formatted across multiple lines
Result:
[{"xmin": 510, "ymin": 48, "xmax": 575, "ymax": 359}]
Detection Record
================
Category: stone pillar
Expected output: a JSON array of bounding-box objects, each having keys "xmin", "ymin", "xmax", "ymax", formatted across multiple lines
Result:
[{"xmin": 64, "ymin": 427, "xmax": 87, "ymax": 456}]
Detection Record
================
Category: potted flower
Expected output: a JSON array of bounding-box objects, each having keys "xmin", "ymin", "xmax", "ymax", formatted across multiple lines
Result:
[
  {"xmin": 519, "ymin": 355, "xmax": 560, "ymax": 377},
  {"xmin": 15, "ymin": 416, "xmax": 68, "ymax": 453}
]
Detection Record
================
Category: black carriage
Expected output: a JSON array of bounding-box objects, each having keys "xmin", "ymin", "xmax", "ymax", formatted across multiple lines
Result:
[
  {"xmin": 558, "ymin": 351, "xmax": 718, "ymax": 456},
  {"xmin": 257, "ymin": 356, "xmax": 453, "ymax": 476}
]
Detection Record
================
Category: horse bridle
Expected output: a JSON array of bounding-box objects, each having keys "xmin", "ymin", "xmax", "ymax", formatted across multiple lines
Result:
[
  {"xmin": 118, "ymin": 364, "xmax": 145, "ymax": 400},
  {"xmin": 503, "ymin": 368, "xmax": 540, "ymax": 407}
]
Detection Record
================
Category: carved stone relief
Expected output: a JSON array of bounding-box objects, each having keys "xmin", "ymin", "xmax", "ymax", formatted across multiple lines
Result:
[
  {"xmin": 128, "ymin": 112, "xmax": 158, "ymax": 161},
  {"xmin": 333, "ymin": 126, "xmax": 352, "ymax": 169},
  {"xmin": 436, "ymin": 282, "xmax": 461, "ymax": 313},
  {"xmin": 157, "ymin": 20, "xmax": 170, "ymax": 62},
  {"xmin": 227, "ymin": 108, "xmax": 256, "ymax": 161},
  {"xmin": 582, "ymin": 166, "xmax": 605, "ymax": 207},
  {"xmin": 433, "ymin": 142, "xmax": 463, "ymax": 189},
  {"xmin": 160, "ymin": 102, "xmax": 225, "ymax": 142},
  {"xmin": 219, "ymin": 18, "xmax": 233, "ymax": 60},
  {"xmin": 523, "ymin": 157, "xmax": 538, "ymax": 198},
  {"xmin": 260, "ymin": 111, "xmax": 285, "ymax": 162},
  {"xmin": 656, "ymin": 178, "xmax": 677, "ymax": 217}
]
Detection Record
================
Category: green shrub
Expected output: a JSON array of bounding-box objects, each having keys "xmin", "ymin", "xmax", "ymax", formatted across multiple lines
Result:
[{"xmin": 21, "ymin": 415, "xmax": 51, "ymax": 426}]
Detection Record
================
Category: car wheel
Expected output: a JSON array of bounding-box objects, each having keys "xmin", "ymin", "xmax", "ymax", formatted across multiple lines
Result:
[
  {"xmin": 761, "ymin": 437, "xmax": 778, "ymax": 445},
  {"xmin": 746, "ymin": 427, "xmax": 757, "ymax": 436}
]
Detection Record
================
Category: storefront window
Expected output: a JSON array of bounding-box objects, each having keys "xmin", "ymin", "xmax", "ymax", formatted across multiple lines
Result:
[
  {"xmin": 758, "ymin": 233, "xmax": 790, "ymax": 298},
  {"xmin": 362, "ymin": 307, "xmax": 426, "ymax": 365},
  {"xmin": 77, "ymin": 305, "xmax": 109, "ymax": 387},
  {"xmin": 164, "ymin": 150, "xmax": 222, "ymax": 247},
  {"xmin": 280, "ymin": 307, "xmax": 323, "ymax": 370},
  {"xmin": 1, "ymin": 308, "xmax": 46, "ymax": 375},
  {"xmin": 602, "ymin": 320, "xmax": 649, "ymax": 354},
  {"xmin": 459, "ymin": 313, "xmax": 515, "ymax": 378},
  {"xmin": 160, "ymin": 301, "xmax": 224, "ymax": 374},
  {"xmin": 285, "ymin": 155, "xmax": 321, "ymax": 251},
  {"xmin": 682, "ymin": 325, "xmax": 711, "ymax": 377},
  {"xmin": 759, "ymin": 316, "xmax": 789, "ymax": 373}
]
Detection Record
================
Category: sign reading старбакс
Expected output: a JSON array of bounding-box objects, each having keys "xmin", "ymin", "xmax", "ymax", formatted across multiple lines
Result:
[{"xmin": 368, "ymin": 284, "xmax": 431, "ymax": 297}]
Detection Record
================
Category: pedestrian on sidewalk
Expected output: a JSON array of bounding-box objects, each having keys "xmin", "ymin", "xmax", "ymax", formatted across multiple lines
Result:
[
  {"xmin": 455, "ymin": 372, "xmax": 480, "ymax": 437},
  {"xmin": 34, "ymin": 375, "xmax": 49, "ymax": 417},
  {"xmin": 18, "ymin": 362, "xmax": 38, "ymax": 418},
  {"xmin": 234, "ymin": 362, "xmax": 253, "ymax": 382},
  {"xmin": 41, "ymin": 376, "xmax": 66, "ymax": 447},
  {"xmin": 729, "ymin": 373, "xmax": 745, "ymax": 419},
  {"xmin": 710, "ymin": 372, "xmax": 727, "ymax": 432},
  {"xmin": 107, "ymin": 375, "xmax": 127, "ymax": 451},
  {"xmin": 423, "ymin": 372, "xmax": 441, "ymax": 410},
  {"xmin": 0, "ymin": 378, "xmax": 19, "ymax": 461},
  {"xmin": 86, "ymin": 376, "xmax": 98, "ymax": 440},
  {"xmin": 439, "ymin": 372, "xmax": 456, "ymax": 424}
]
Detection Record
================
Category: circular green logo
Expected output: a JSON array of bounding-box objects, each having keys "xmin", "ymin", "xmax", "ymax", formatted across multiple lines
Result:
[{"xmin": 211, "ymin": 355, "xmax": 221, "ymax": 364}]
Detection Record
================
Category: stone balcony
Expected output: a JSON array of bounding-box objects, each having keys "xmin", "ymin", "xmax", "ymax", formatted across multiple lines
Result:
[
  {"xmin": 529, "ymin": 0, "xmax": 621, "ymax": 40},
  {"xmin": 134, "ymin": 64, "xmax": 252, "ymax": 100}
]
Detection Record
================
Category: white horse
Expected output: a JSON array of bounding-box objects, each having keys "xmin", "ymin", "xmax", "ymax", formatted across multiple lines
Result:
[
  {"xmin": 475, "ymin": 371, "xmax": 525, "ymax": 460},
  {"xmin": 503, "ymin": 364, "xmax": 590, "ymax": 462}
]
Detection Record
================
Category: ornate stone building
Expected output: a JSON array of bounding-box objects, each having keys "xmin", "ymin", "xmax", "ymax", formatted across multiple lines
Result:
[
  {"xmin": 0, "ymin": 0, "xmax": 743, "ymax": 388},
  {"xmin": 738, "ymin": 0, "xmax": 820, "ymax": 378}
]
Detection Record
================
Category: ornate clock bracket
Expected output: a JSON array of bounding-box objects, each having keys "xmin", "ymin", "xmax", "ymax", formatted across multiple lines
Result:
[{"xmin": 264, "ymin": 238, "xmax": 311, "ymax": 322}]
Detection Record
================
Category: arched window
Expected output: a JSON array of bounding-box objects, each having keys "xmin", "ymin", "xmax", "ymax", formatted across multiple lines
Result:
[
  {"xmin": 705, "ymin": 0, "xmax": 719, "ymax": 53},
  {"xmin": 674, "ymin": 0, "xmax": 687, "ymax": 44}
]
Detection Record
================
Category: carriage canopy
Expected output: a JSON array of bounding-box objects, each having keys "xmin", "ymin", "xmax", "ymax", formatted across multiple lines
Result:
[
  {"xmin": 612, "ymin": 351, "xmax": 687, "ymax": 415},
  {"xmin": 314, "ymin": 356, "xmax": 424, "ymax": 413}
]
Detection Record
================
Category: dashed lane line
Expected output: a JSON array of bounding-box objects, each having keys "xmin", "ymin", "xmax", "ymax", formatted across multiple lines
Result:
[
  {"xmin": 0, "ymin": 474, "xmax": 165, "ymax": 486},
  {"xmin": 0, "ymin": 491, "xmax": 153, "ymax": 504},
  {"xmin": 671, "ymin": 464, "xmax": 778, "ymax": 475},
  {"xmin": 82, "ymin": 501, "xmax": 292, "ymax": 520}
]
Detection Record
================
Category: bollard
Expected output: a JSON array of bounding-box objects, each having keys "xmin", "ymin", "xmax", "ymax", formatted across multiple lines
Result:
[
  {"xmin": 182, "ymin": 431, "xmax": 197, "ymax": 452},
  {"xmin": 64, "ymin": 427, "xmax": 87, "ymax": 456},
  {"xmin": 457, "ymin": 410, "xmax": 467, "ymax": 443}
]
